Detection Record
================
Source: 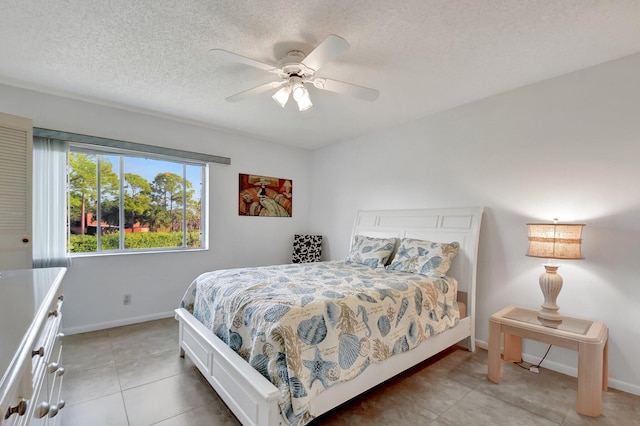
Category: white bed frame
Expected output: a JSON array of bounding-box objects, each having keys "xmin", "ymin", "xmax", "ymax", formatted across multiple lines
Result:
[{"xmin": 175, "ymin": 206, "xmax": 484, "ymax": 426}]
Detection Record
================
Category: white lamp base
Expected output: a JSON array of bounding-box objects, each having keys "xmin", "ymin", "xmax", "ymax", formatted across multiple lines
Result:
[{"xmin": 538, "ymin": 264, "xmax": 563, "ymax": 327}]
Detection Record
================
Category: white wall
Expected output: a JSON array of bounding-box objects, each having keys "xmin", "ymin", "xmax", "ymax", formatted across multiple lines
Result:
[
  {"xmin": 0, "ymin": 84, "xmax": 312, "ymax": 333},
  {"xmin": 309, "ymin": 53, "xmax": 640, "ymax": 395}
]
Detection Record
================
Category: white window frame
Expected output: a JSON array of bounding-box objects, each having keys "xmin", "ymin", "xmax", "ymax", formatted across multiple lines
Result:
[{"xmin": 67, "ymin": 142, "xmax": 209, "ymax": 257}]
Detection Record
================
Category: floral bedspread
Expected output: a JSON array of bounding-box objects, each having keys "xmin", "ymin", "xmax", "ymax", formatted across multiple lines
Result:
[{"xmin": 179, "ymin": 261, "xmax": 460, "ymax": 425}]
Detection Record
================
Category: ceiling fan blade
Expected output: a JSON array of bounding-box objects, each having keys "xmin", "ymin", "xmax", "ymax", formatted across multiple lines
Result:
[
  {"xmin": 311, "ymin": 78, "xmax": 379, "ymax": 101},
  {"xmin": 226, "ymin": 81, "xmax": 285, "ymax": 102},
  {"xmin": 210, "ymin": 49, "xmax": 278, "ymax": 72},
  {"xmin": 301, "ymin": 35, "xmax": 350, "ymax": 72}
]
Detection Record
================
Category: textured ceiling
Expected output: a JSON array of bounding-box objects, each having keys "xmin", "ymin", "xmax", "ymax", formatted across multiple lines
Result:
[{"xmin": 1, "ymin": 1, "xmax": 640, "ymax": 150}]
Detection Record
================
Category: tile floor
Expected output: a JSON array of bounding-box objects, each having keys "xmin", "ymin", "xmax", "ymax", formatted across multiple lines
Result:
[{"xmin": 61, "ymin": 318, "xmax": 640, "ymax": 426}]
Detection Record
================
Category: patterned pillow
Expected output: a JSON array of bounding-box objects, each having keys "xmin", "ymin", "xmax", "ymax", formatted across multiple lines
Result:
[
  {"xmin": 386, "ymin": 238, "xmax": 459, "ymax": 277},
  {"xmin": 292, "ymin": 234, "xmax": 323, "ymax": 263},
  {"xmin": 346, "ymin": 235, "xmax": 397, "ymax": 269}
]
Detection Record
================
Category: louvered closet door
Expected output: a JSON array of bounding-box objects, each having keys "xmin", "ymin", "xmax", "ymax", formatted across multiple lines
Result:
[{"xmin": 0, "ymin": 112, "xmax": 33, "ymax": 269}]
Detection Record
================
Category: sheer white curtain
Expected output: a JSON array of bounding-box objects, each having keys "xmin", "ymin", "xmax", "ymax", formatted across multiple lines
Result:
[{"xmin": 32, "ymin": 137, "xmax": 70, "ymax": 268}]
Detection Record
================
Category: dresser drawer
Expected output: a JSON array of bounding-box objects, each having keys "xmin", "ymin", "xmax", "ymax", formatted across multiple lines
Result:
[
  {"xmin": 45, "ymin": 333, "xmax": 64, "ymax": 426},
  {"xmin": 30, "ymin": 295, "xmax": 63, "ymax": 377},
  {"xmin": 15, "ymin": 363, "xmax": 48, "ymax": 426}
]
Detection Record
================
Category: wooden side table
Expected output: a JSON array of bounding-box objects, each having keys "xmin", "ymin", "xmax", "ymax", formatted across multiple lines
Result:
[{"xmin": 487, "ymin": 306, "xmax": 608, "ymax": 417}]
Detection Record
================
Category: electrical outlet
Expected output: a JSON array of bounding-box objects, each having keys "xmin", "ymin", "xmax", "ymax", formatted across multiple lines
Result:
[{"xmin": 123, "ymin": 293, "xmax": 131, "ymax": 305}]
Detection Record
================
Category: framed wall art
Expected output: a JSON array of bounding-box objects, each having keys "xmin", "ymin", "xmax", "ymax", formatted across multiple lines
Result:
[{"xmin": 239, "ymin": 173, "xmax": 292, "ymax": 217}]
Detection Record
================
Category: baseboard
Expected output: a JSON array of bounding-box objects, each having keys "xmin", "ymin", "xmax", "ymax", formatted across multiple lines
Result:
[
  {"xmin": 475, "ymin": 339, "xmax": 488, "ymax": 351},
  {"xmin": 475, "ymin": 339, "xmax": 640, "ymax": 397},
  {"xmin": 62, "ymin": 311, "xmax": 175, "ymax": 335},
  {"xmin": 607, "ymin": 378, "xmax": 640, "ymax": 396}
]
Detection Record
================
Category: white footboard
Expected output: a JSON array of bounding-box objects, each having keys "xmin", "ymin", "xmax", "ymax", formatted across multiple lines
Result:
[{"xmin": 175, "ymin": 308, "xmax": 283, "ymax": 426}]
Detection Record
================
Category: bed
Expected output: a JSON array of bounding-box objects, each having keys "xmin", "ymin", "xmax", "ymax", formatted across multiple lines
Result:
[{"xmin": 175, "ymin": 207, "xmax": 483, "ymax": 426}]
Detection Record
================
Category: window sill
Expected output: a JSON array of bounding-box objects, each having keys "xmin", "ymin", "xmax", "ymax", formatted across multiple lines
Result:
[{"xmin": 68, "ymin": 247, "xmax": 208, "ymax": 258}]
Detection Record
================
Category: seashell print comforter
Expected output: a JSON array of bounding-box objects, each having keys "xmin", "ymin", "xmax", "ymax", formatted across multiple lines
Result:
[{"xmin": 179, "ymin": 261, "xmax": 460, "ymax": 425}]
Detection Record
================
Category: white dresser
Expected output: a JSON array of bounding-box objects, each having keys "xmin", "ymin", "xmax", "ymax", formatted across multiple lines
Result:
[{"xmin": 0, "ymin": 268, "xmax": 66, "ymax": 426}]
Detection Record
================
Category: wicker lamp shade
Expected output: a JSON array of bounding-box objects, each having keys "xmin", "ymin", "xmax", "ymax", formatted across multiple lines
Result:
[{"xmin": 527, "ymin": 223, "xmax": 584, "ymax": 260}]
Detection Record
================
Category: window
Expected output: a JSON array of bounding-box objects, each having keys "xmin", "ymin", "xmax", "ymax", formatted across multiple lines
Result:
[
  {"xmin": 32, "ymin": 128, "xmax": 229, "ymax": 259},
  {"xmin": 67, "ymin": 145, "xmax": 207, "ymax": 254}
]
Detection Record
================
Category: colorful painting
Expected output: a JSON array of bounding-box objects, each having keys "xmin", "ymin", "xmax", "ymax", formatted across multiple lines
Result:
[{"xmin": 239, "ymin": 174, "xmax": 292, "ymax": 217}]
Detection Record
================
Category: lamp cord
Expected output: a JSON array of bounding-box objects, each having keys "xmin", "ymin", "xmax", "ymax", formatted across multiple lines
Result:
[{"xmin": 514, "ymin": 344, "xmax": 552, "ymax": 371}]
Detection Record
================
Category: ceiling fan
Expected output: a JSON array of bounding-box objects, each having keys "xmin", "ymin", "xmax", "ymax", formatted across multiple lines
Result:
[{"xmin": 211, "ymin": 35, "xmax": 379, "ymax": 111}]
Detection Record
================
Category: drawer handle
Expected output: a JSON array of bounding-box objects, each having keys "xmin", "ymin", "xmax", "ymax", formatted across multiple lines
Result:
[
  {"xmin": 36, "ymin": 402, "xmax": 50, "ymax": 418},
  {"xmin": 48, "ymin": 309, "xmax": 59, "ymax": 317},
  {"xmin": 32, "ymin": 346, "xmax": 45, "ymax": 357},
  {"xmin": 48, "ymin": 363, "xmax": 65, "ymax": 376},
  {"xmin": 48, "ymin": 400, "xmax": 65, "ymax": 418},
  {"xmin": 4, "ymin": 399, "xmax": 27, "ymax": 419}
]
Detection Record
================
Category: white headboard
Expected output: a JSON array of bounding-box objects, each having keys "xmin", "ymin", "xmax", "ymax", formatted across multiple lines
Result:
[{"xmin": 351, "ymin": 207, "xmax": 484, "ymax": 320}]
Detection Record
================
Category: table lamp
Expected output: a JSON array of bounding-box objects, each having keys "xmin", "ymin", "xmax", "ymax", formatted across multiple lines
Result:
[{"xmin": 526, "ymin": 221, "xmax": 585, "ymax": 326}]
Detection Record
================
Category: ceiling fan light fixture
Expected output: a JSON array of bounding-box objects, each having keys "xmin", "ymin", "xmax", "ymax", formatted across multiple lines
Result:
[
  {"xmin": 290, "ymin": 82, "xmax": 312, "ymax": 111},
  {"xmin": 272, "ymin": 85, "xmax": 291, "ymax": 108},
  {"xmin": 292, "ymin": 83, "xmax": 308, "ymax": 101},
  {"xmin": 295, "ymin": 93, "xmax": 313, "ymax": 111}
]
